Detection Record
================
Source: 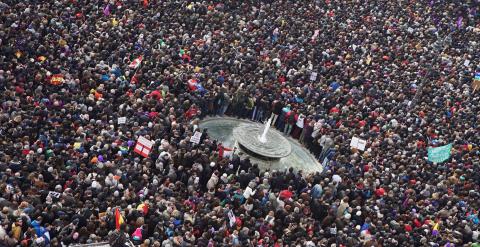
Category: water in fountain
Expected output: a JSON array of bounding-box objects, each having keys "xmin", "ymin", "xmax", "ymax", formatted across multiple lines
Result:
[
  {"xmin": 258, "ymin": 117, "xmax": 272, "ymax": 143},
  {"xmin": 232, "ymin": 116, "xmax": 291, "ymax": 159}
]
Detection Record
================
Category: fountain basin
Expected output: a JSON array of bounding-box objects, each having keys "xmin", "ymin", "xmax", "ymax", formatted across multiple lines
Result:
[
  {"xmin": 199, "ymin": 117, "xmax": 322, "ymax": 173},
  {"xmin": 233, "ymin": 123, "xmax": 292, "ymax": 159}
]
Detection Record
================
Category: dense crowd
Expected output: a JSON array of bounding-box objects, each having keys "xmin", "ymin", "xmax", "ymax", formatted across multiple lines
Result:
[{"xmin": 1, "ymin": 0, "xmax": 480, "ymax": 246}]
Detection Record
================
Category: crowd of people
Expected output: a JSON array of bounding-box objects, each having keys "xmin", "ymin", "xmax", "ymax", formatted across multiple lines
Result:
[{"xmin": 1, "ymin": 0, "xmax": 480, "ymax": 246}]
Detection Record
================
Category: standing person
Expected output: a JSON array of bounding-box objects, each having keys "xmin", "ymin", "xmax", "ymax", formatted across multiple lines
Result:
[
  {"xmin": 244, "ymin": 95, "xmax": 255, "ymax": 119},
  {"xmin": 284, "ymin": 108, "xmax": 297, "ymax": 136},
  {"xmin": 292, "ymin": 113, "xmax": 305, "ymax": 139},
  {"xmin": 299, "ymin": 116, "xmax": 312, "ymax": 144},
  {"xmin": 277, "ymin": 104, "xmax": 291, "ymax": 131},
  {"xmin": 232, "ymin": 85, "xmax": 246, "ymax": 118},
  {"xmin": 109, "ymin": 224, "xmax": 129, "ymax": 247},
  {"xmin": 254, "ymin": 96, "xmax": 268, "ymax": 122},
  {"xmin": 318, "ymin": 133, "xmax": 334, "ymax": 161},
  {"xmin": 270, "ymin": 99, "xmax": 284, "ymax": 126},
  {"xmin": 219, "ymin": 93, "xmax": 231, "ymax": 116}
]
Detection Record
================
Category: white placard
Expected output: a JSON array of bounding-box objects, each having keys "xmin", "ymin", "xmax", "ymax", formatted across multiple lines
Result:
[
  {"xmin": 190, "ymin": 131, "xmax": 202, "ymax": 144},
  {"xmin": 310, "ymin": 72, "xmax": 318, "ymax": 81},
  {"xmin": 137, "ymin": 136, "xmax": 154, "ymax": 148},
  {"xmin": 228, "ymin": 210, "xmax": 236, "ymax": 227},
  {"xmin": 350, "ymin": 137, "xmax": 367, "ymax": 151},
  {"xmin": 118, "ymin": 117, "xmax": 127, "ymax": 124},
  {"xmin": 356, "ymin": 138, "xmax": 367, "ymax": 151}
]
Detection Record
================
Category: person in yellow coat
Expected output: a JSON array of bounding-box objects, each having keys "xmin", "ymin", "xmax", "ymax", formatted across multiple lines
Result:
[{"xmin": 11, "ymin": 218, "xmax": 23, "ymax": 242}]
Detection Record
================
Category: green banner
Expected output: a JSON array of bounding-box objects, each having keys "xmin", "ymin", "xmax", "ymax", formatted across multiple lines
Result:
[{"xmin": 427, "ymin": 143, "xmax": 452, "ymax": 163}]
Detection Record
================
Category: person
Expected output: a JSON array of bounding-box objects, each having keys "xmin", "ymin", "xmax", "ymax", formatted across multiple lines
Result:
[
  {"xmin": 0, "ymin": 0, "xmax": 479, "ymax": 246},
  {"xmin": 109, "ymin": 224, "xmax": 129, "ymax": 247},
  {"xmin": 270, "ymin": 99, "xmax": 283, "ymax": 126}
]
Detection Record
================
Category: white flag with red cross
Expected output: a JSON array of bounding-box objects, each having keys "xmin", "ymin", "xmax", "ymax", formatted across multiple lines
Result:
[{"xmin": 134, "ymin": 136, "xmax": 154, "ymax": 158}]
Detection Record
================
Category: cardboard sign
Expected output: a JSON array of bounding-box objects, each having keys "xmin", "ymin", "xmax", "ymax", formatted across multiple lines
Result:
[
  {"xmin": 190, "ymin": 131, "xmax": 202, "ymax": 144},
  {"xmin": 350, "ymin": 137, "xmax": 367, "ymax": 151},
  {"xmin": 118, "ymin": 117, "xmax": 127, "ymax": 125},
  {"xmin": 134, "ymin": 136, "xmax": 154, "ymax": 158}
]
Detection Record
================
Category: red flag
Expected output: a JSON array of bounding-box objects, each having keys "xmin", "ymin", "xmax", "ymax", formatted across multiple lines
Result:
[
  {"xmin": 115, "ymin": 208, "xmax": 124, "ymax": 230},
  {"xmin": 143, "ymin": 203, "xmax": 149, "ymax": 215},
  {"xmin": 143, "ymin": 0, "xmax": 148, "ymax": 8}
]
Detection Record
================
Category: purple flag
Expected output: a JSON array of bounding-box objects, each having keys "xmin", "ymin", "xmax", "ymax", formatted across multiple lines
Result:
[
  {"xmin": 456, "ymin": 16, "xmax": 463, "ymax": 29},
  {"xmin": 103, "ymin": 4, "xmax": 111, "ymax": 16}
]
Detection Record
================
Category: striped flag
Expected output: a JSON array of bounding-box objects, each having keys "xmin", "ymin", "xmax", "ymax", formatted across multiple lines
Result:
[
  {"xmin": 129, "ymin": 56, "xmax": 143, "ymax": 69},
  {"xmin": 115, "ymin": 208, "xmax": 124, "ymax": 230}
]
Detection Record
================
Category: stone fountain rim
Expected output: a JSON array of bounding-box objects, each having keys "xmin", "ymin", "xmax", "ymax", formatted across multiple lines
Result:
[{"xmin": 232, "ymin": 122, "xmax": 292, "ymax": 158}]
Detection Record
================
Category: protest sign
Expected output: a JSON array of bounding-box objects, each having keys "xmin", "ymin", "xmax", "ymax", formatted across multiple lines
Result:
[
  {"xmin": 228, "ymin": 210, "xmax": 236, "ymax": 227},
  {"xmin": 134, "ymin": 136, "xmax": 154, "ymax": 158},
  {"xmin": 118, "ymin": 117, "xmax": 127, "ymax": 124},
  {"xmin": 350, "ymin": 137, "xmax": 367, "ymax": 151},
  {"xmin": 310, "ymin": 72, "xmax": 318, "ymax": 81},
  {"xmin": 48, "ymin": 191, "xmax": 61, "ymax": 198},
  {"xmin": 427, "ymin": 143, "xmax": 452, "ymax": 163},
  {"xmin": 190, "ymin": 131, "xmax": 202, "ymax": 144}
]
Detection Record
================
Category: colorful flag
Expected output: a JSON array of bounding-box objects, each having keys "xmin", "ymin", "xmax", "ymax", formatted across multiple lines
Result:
[
  {"xmin": 432, "ymin": 222, "xmax": 439, "ymax": 236},
  {"xmin": 134, "ymin": 136, "xmax": 154, "ymax": 158},
  {"xmin": 103, "ymin": 4, "xmax": 111, "ymax": 16},
  {"xmin": 475, "ymin": 72, "xmax": 480, "ymax": 81},
  {"xmin": 50, "ymin": 74, "xmax": 65, "ymax": 85},
  {"xmin": 73, "ymin": 142, "xmax": 82, "ymax": 150},
  {"xmin": 427, "ymin": 143, "xmax": 452, "ymax": 163},
  {"xmin": 115, "ymin": 208, "xmax": 124, "ymax": 230},
  {"xmin": 129, "ymin": 56, "xmax": 143, "ymax": 69}
]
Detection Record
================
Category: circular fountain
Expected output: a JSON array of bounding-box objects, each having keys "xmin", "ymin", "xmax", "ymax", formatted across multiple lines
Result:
[
  {"xmin": 232, "ymin": 117, "xmax": 291, "ymax": 159},
  {"xmin": 200, "ymin": 117, "xmax": 322, "ymax": 173}
]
